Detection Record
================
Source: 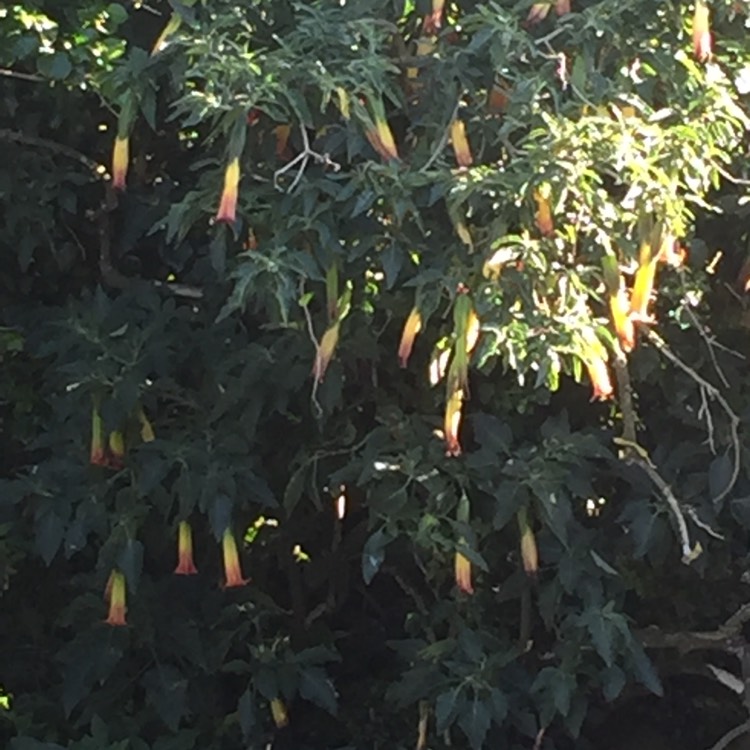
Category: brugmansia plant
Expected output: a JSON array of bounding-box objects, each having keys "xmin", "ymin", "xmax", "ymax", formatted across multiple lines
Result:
[{"xmin": 2, "ymin": 1, "xmax": 750, "ymax": 749}]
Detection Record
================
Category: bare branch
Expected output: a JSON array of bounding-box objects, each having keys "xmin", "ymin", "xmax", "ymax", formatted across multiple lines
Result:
[
  {"xmin": 0, "ymin": 128, "xmax": 101, "ymax": 175},
  {"xmin": 273, "ymin": 125, "xmax": 340, "ymax": 193},
  {"xmin": 645, "ymin": 328, "xmax": 741, "ymax": 508},
  {"xmin": 707, "ymin": 722, "xmax": 750, "ymax": 750}
]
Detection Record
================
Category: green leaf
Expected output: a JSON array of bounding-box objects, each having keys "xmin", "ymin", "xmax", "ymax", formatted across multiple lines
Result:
[
  {"xmin": 37, "ymin": 52, "xmax": 72, "ymax": 80},
  {"xmin": 143, "ymin": 666, "xmax": 188, "ymax": 731},
  {"xmin": 601, "ymin": 665, "xmax": 626, "ymax": 702},
  {"xmin": 457, "ymin": 694, "xmax": 492, "ymax": 750},
  {"xmin": 36, "ymin": 510, "xmax": 65, "ymax": 566},
  {"xmin": 435, "ymin": 686, "xmax": 463, "ymax": 733},
  {"xmin": 361, "ymin": 528, "xmax": 390, "ymax": 585},
  {"xmin": 299, "ymin": 667, "xmax": 338, "ymax": 715},
  {"xmin": 238, "ymin": 689, "xmax": 256, "ymax": 739},
  {"xmin": 117, "ymin": 538, "xmax": 144, "ymax": 593},
  {"xmin": 709, "ymin": 453, "xmax": 733, "ymax": 510}
]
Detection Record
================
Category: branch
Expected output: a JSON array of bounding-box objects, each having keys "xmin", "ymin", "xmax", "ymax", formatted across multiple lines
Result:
[
  {"xmin": 612, "ymin": 349, "xmax": 700, "ymax": 563},
  {"xmin": 273, "ymin": 125, "xmax": 340, "ymax": 193},
  {"xmin": 645, "ymin": 328, "xmax": 741, "ymax": 508},
  {"xmin": 0, "ymin": 128, "xmax": 100, "ymax": 174},
  {"xmin": 708, "ymin": 722, "xmax": 750, "ymax": 750},
  {"xmin": 0, "ymin": 68, "xmax": 45, "ymax": 83}
]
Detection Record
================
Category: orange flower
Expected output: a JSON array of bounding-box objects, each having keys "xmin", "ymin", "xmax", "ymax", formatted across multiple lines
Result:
[
  {"xmin": 222, "ymin": 528, "xmax": 248, "ymax": 588},
  {"xmin": 487, "ymin": 78, "xmax": 511, "ymax": 114},
  {"xmin": 312, "ymin": 322, "xmax": 340, "ymax": 384},
  {"xmin": 517, "ymin": 508, "xmax": 539, "ymax": 578},
  {"xmin": 444, "ymin": 388, "xmax": 464, "ymax": 457},
  {"xmin": 174, "ymin": 521, "xmax": 198, "ymax": 575},
  {"xmin": 450, "ymin": 119, "xmax": 473, "ymax": 168},
  {"xmin": 216, "ymin": 157, "xmax": 240, "ymax": 223},
  {"xmin": 398, "ymin": 307, "xmax": 422, "ymax": 368},
  {"xmin": 693, "ymin": 1, "xmax": 712, "ymax": 62},
  {"xmin": 105, "ymin": 569, "xmax": 127, "ymax": 626},
  {"xmin": 454, "ymin": 551, "xmax": 474, "ymax": 594},
  {"xmin": 585, "ymin": 354, "xmax": 613, "ymax": 401},
  {"xmin": 111, "ymin": 136, "xmax": 129, "ymax": 191},
  {"xmin": 90, "ymin": 396, "xmax": 106, "ymax": 466},
  {"xmin": 556, "ymin": 0, "xmax": 571, "ymax": 15},
  {"xmin": 270, "ymin": 698, "xmax": 289, "ymax": 728},
  {"xmin": 423, "ymin": 0, "xmax": 445, "ymax": 34},
  {"xmin": 534, "ymin": 184, "xmax": 554, "ymax": 236}
]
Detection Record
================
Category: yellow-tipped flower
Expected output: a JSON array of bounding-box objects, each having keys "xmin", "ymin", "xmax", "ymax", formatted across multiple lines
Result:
[
  {"xmin": 112, "ymin": 136, "xmax": 129, "ymax": 191},
  {"xmin": 454, "ymin": 550, "xmax": 474, "ymax": 594},
  {"xmin": 450, "ymin": 119, "xmax": 473, "ymax": 168},
  {"xmin": 216, "ymin": 157, "xmax": 240, "ymax": 223},
  {"xmin": 270, "ymin": 698, "xmax": 289, "ymax": 728},
  {"xmin": 693, "ymin": 1, "xmax": 712, "ymax": 62},
  {"xmin": 398, "ymin": 307, "xmax": 422, "ymax": 368},
  {"xmin": 312, "ymin": 322, "xmax": 340, "ymax": 384},
  {"xmin": 174, "ymin": 521, "xmax": 198, "ymax": 575},
  {"xmin": 534, "ymin": 184, "xmax": 554, "ymax": 236},
  {"xmin": 586, "ymin": 355, "xmax": 613, "ymax": 401},
  {"xmin": 423, "ymin": 0, "xmax": 445, "ymax": 34},
  {"xmin": 105, "ymin": 569, "xmax": 127, "ymax": 626},
  {"xmin": 610, "ymin": 288, "xmax": 635, "ymax": 353},
  {"xmin": 90, "ymin": 396, "xmax": 106, "ymax": 466},
  {"xmin": 517, "ymin": 508, "xmax": 539, "ymax": 578},
  {"xmin": 429, "ymin": 342, "xmax": 451, "ymax": 386},
  {"xmin": 222, "ymin": 528, "xmax": 248, "ymax": 588},
  {"xmin": 444, "ymin": 388, "xmax": 464, "ymax": 457},
  {"xmin": 151, "ymin": 11, "xmax": 182, "ymax": 55}
]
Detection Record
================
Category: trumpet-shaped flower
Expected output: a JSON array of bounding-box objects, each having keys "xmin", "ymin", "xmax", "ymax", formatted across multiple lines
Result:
[
  {"xmin": 112, "ymin": 136, "xmax": 129, "ymax": 191},
  {"xmin": 444, "ymin": 388, "xmax": 464, "ymax": 457},
  {"xmin": 222, "ymin": 528, "xmax": 248, "ymax": 588},
  {"xmin": 108, "ymin": 431, "xmax": 125, "ymax": 469},
  {"xmin": 398, "ymin": 307, "xmax": 422, "ymax": 368},
  {"xmin": 534, "ymin": 184, "xmax": 554, "ymax": 236},
  {"xmin": 454, "ymin": 551, "xmax": 474, "ymax": 594},
  {"xmin": 693, "ymin": 1, "xmax": 712, "ymax": 62},
  {"xmin": 312, "ymin": 322, "xmax": 340, "ymax": 384},
  {"xmin": 90, "ymin": 396, "xmax": 107, "ymax": 466},
  {"xmin": 216, "ymin": 157, "xmax": 240, "ymax": 223},
  {"xmin": 105, "ymin": 569, "xmax": 127, "ymax": 626},
  {"xmin": 450, "ymin": 119, "xmax": 473, "ymax": 168},
  {"xmin": 517, "ymin": 508, "xmax": 539, "ymax": 578},
  {"xmin": 423, "ymin": 0, "xmax": 444, "ymax": 34},
  {"xmin": 175, "ymin": 521, "xmax": 198, "ymax": 575},
  {"xmin": 270, "ymin": 698, "xmax": 289, "ymax": 728}
]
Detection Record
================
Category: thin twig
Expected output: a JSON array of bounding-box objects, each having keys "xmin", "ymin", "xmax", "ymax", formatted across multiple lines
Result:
[
  {"xmin": 645, "ymin": 328, "xmax": 741, "ymax": 508},
  {"xmin": 681, "ymin": 300, "xmax": 731, "ymax": 387},
  {"xmin": 0, "ymin": 128, "xmax": 101, "ymax": 174},
  {"xmin": 420, "ymin": 99, "xmax": 461, "ymax": 173},
  {"xmin": 0, "ymin": 68, "xmax": 45, "ymax": 82},
  {"xmin": 684, "ymin": 506, "xmax": 724, "ymax": 540},
  {"xmin": 707, "ymin": 721, "xmax": 750, "ymax": 750},
  {"xmin": 698, "ymin": 385, "xmax": 717, "ymax": 454},
  {"xmin": 273, "ymin": 125, "xmax": 340, "ymax": 193}
]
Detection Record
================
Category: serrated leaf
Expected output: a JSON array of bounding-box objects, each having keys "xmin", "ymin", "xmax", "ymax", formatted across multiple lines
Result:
[
  {"xmin": 435, "ymin": 687, "xmax": 462, "ymax": 733},
  {"xmin": 457, "ymin": 694, "xmax": 491, "ymax": 750},
  {"xmin": 299, "ymin": 667, "xmax": 338, "ymax": 715}
]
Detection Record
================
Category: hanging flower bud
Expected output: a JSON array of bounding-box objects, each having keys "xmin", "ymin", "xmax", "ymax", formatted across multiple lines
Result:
[
  {"xmin": 586, "ymin": 354, "xmax": 613, "ymax": 401},
  {"xmin": 312, "ymin": 322, "xmax": 340, "ymax": 384},
  {"xmin": 398, "ymin": 307, "xmax": 422, "ymax": 368},
  {"xmin": 138, "ymin": 407, "xmax": 155, "ymax": 443},
  {"xmin": 446, "ymin": 289, "xmax": 478, "ymax": 396},
  {"xmin": 222, "ymin": 528, "xmax": 249, "ymax": 588},
  {"xmin": 108, "ymin": 431, "xmax": 125, "ymax": 469},
  {"xmin": 174, "ymin": 521, "xmax": 198, "ymax": 575},
  {"xmin": 450, "ymin": 119, "xmax": 473, "ymax": 168},
  {"xmin": 444, "ymin": 388, "xmax": 464, "ymax": 457},
  {"xmin": 693, "ymin": 1, "xmax": 712, "ymax": 62},
  {"xmin": 556, "ymin": 0, "xmax": 571, "ymax": 15},
  {"xmin": 335, "ymin": 87, "xmax": 351, "ymax": 121},
  {"xmin": 270, "ymin": 698, "xmax": 289, "ymax": 728},
  {"xmin": 534, "ymin": 184, "xmax": 554, "ymax": 236},
  {"xmin": 105, "ymin": 569, "xmax": 127, "ymax": 626},
  {"xmin": 216, "ymin": 157, "xmax": 240, "ymax": 223},
  {"xmin": 111, "ymin": 136, "xmax": 129, "ymax": 191},
  {"xmin": 423, "ymin": 0, "xmax": 445, "ymax": 34},
  {"xmin": 517, "ymin": 507, "xmax": 539, "ymax": 578},
  {"xmin": 454, "ymin": 550, "xmax": 474, "ymax": 594},
  {"xmin": 90, "ymin": 395, "xmax": 107, "ymax": 466},
  {"xmin": 487, "ymin": 78, "xmax": 511, "ymax": 114}
]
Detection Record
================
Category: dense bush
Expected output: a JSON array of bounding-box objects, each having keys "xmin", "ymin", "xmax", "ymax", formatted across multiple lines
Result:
[{"xmin": 3, "ymin": 1, "xmax": 750, "ymax": 748}]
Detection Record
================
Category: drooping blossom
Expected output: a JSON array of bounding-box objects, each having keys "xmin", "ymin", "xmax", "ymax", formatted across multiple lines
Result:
[
  {"xmin": 454, "ymin": 550, "xmax": 474, "ymax": 594},
  {"xmin": 90, "ymin": 396, "xmax": 107, "ymax": 466},
  {"xmin": 175, "ymin": 521, "xmax": 198, "ymax": 576},
  {"xmin": 312, "ymin": 322, "xmax": 340, "ymax": 384},
  {"xmin": 444, "ymin": 388, "xmax": 464, "ymax": 457},
  {"xmin": 216, "ymin": 157, "xmax": 240, "ymax": 223},
  {"xmin": 423, "ymin": 0, "xmax": 445, "ymax": 34},
  {"xmin": 270, "ymin": 698, "xmax": 289, "ymax": 728},
  {"xmin": 105, "ymin": 569, "xmax": 127, "ymax": 626},
  {"xmin": 111, "ymin": 136, "xmax": 129, "ymax": 191},
  {"xmin": 222, "ymin": 528, "xmax": 248, "ymax": 588},
  {"xmin": 450, "ymin": 119, "xmax": 473, "ymax": 168},
  {"xmin": 693, "ymin": 1, "xmax": 712, "ymax": 62},
  {"xmin": 398, "ymin": 307, "xmax": 422, "ymax": 368},
  {"xmin": 517, "ymin": 508, "xmax": 539, "ymax": 578}
]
